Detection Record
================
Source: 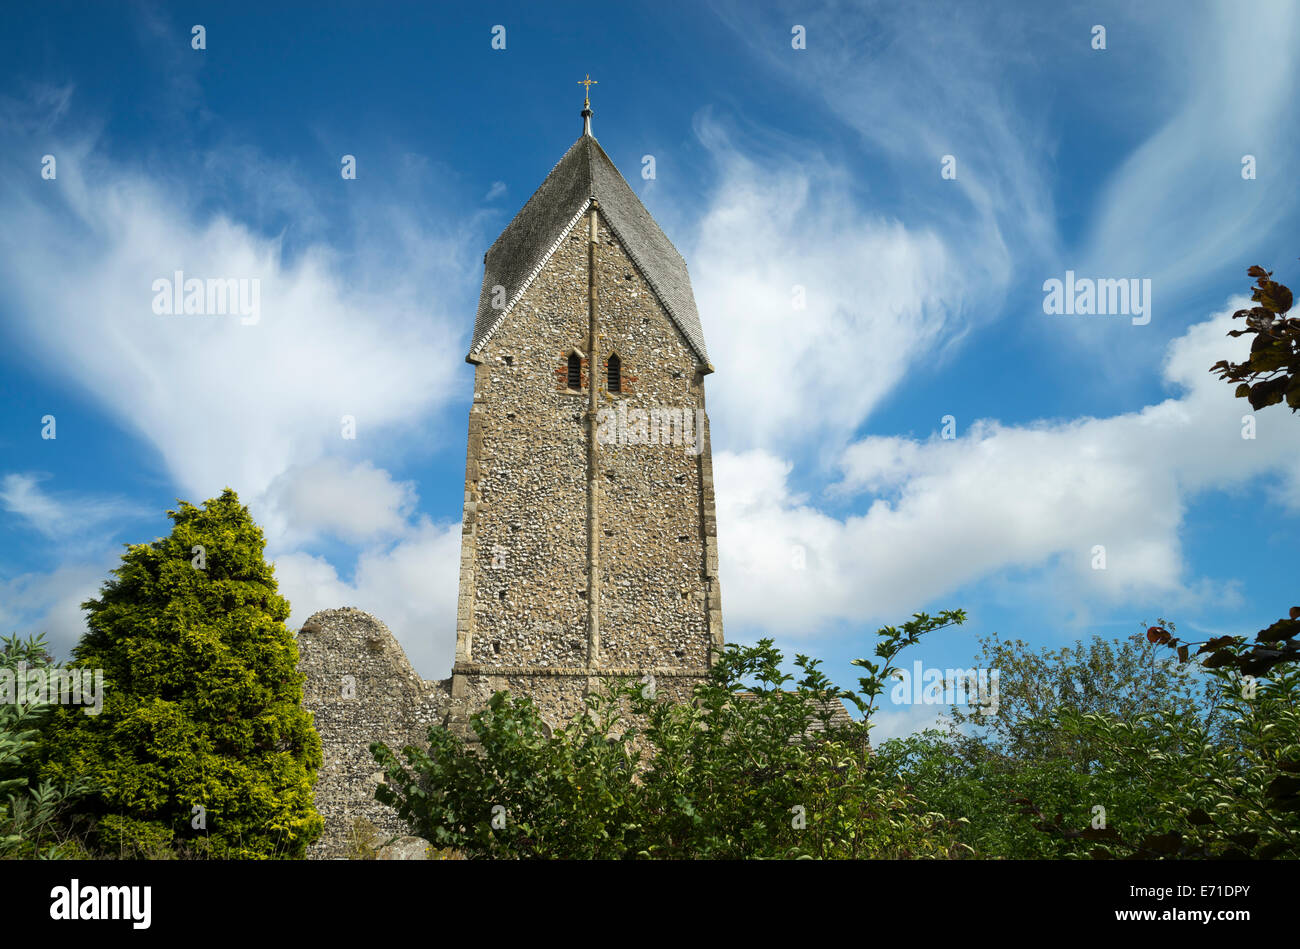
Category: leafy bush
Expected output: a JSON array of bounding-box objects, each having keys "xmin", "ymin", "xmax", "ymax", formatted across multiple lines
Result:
[
  {"xmin": 373, "ymin": 612, "xmax": 969, "ymax": 859},
  {"xmin": 874, "ymin": 625, "xmax": 1223, "ymax": 858},
  {"xmin": 879, "ymin": 614, "xmax": 1300, "ymax": 860},
  {"xmin": 1019, "ymin": 614, "xmax": 1300, "ymax": 858}
]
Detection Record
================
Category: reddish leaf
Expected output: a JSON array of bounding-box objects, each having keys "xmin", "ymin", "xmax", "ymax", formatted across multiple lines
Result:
[{"xmin": 1146, "ymin": 626, "xmax": 1170, "ymax": 644}]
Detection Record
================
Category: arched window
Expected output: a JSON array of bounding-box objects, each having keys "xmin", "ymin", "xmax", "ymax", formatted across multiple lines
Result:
[
  {"xmin": 607, "ymin": 353, "xmax": 622, "ymax": 393},
  {"xmin": 567, "ymin": 352, "xmax": 582, "ymax": 390}
]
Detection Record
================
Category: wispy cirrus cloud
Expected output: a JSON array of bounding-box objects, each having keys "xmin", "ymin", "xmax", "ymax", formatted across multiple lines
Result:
[
  {"xmin": 684, "ymin": 115, "xmax": 985, "ymax": 457},
  {"xmin": 0, "ymin": 87, "xmax": 478, "ymax": 668},
  {"xmin": 1076, "ymin": 1, "xmax": 1300, "ymax": 308},
  {"xmin": 0, "ymin": 473, "xmax": 147, "ymax": 542},
  {"xmin": 0, "ymin": 145, "xmax": 466, "ymax": 502}
]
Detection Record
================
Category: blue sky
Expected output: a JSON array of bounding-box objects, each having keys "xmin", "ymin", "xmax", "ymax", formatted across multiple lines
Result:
[{"xmin": 2, "ymin": 1, "xmax": 1297, "ymax": 738}]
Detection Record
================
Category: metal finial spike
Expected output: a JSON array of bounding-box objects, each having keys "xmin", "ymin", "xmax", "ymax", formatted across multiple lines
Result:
[{"xmin": 578, "ymin": 74, "xmax": 597, "ymax": 136}]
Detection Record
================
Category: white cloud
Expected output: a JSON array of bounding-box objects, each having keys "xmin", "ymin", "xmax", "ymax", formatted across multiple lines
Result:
[
  {"xmin": 0, "ymin": 559, "xmax": 113, "ymax": 659},
  {"xmin": 0, "ymin": 473, "xmax": 145, "ymax": 541},
  {"xmin": 259, "ymin": 458, "xmax": 417, "ymax": 546},
  {"xmin": 687, "ymin": 119, "xmax": 986, "ymax": 454},
  {"xmin": 0, "ymin": 98, "xmax": 484, "ymax": 671},
  {"xmin": 1077, "ymin": 1, "xmax": 1300, "ymax": 301},
  {"xmin": 710, "ymin": 0, "xmax": 1059, "ymax": 273},
  {"xmin": 715, "ymin": 302, "xmax": 1300, "ymax": 635},
  {"xmin": 0, "ymin": 132, "xmax": 468, "ymax": 506},
  {"xmin": 273, "ymin": 518, "xmax": 462, "ymax": 678}
]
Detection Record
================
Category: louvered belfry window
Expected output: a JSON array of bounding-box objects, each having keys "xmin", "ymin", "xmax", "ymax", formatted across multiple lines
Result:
[
  {"xmin": 567, "ymin": 352, "xmax": 582, "ymax": 390},
  {"xmin": 607, "ymin": 353, "xmax": 622, "ymax": 393}
]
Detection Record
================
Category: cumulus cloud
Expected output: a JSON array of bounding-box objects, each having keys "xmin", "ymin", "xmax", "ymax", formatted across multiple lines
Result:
[
  {"xmin": 259, "ymin": 458, "xmax": 417, "ymax": 546},
  {"xmin": 0, "ymin": 558, "xmax": 115, "ymax": 659},
  {"xmin": 715, "ymin": 302, "xmax": 1299, "ymax": 635},
  {"xmin": 272, "ymin": 518, "xmax": 462, "ymax": 677}
]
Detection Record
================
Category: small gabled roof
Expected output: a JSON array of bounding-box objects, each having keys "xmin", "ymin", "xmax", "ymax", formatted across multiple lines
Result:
[
  {"xmin": 468, "ymin": 128, "xmax": 712, "ymax": 370},
  {"xmin": 734, "ymin": 691, "xmax": 857, "ymax": 732}
]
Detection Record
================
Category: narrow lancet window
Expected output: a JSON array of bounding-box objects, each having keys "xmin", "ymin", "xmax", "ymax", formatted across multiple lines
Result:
[
  {"xmin": 567, "ymin": 352, "xmax": 582, "ymax": 390},
  {"xmin": 607, "ymin": 353, "xmax": 622, "ymax": 393}
]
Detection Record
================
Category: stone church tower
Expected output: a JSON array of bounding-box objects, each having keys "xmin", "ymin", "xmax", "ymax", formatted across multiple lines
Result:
[
  {"xmin": 449, "ymin": 94, "xmax": 724, "ymax": 728},
  {"xmin": 296, "ymin": 94, "xmax": 727, "ymax": 856}
]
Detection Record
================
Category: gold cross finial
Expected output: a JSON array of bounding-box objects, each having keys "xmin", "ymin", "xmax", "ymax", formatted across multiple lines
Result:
[{"xmin": 578, "ymin": 74, "xmax": 597, "ymax": 108}]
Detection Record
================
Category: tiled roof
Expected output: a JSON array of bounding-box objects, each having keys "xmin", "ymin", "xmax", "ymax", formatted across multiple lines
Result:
[
  {"xmin": 469, "ymin": 132, "xmax": 712, "ymax": 369},
  {"xmin": 733, "ymin": 691, "xmax": 857, "ymax": 734}
]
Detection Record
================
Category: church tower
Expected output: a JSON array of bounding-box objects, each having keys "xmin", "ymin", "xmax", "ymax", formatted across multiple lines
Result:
[{"xmin": 450, "ymin": 88, "xmax": 724, "ymax": 728}]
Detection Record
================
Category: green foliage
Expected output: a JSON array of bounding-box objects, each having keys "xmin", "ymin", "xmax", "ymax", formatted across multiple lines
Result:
[
  {"xmin": 1210, "ymin": 264, "xmax": 1300, "ymax": 412},
  {"xmin": 879, "ymin": 613, "xmax": 1300, "ymax": 860},
  {"xmin": 1026, "ymin": 613, "xmax": 1300, "ymax": 858},
  {"xmin": 376, "ymin": 687, "xmax": 648, "ymax": 859},
  {"xmin": 0, "ymin": 633, "xmax": 90, "ymax": 858},
  {"xmin": 875, "ymin": 729, "xmax": 1093, "ymax": 859},
  {"xmin": 875, "ymin": 625, "xmax": 1241, "ymax": 858},
  {"xmin": 374, "ymin": 611, "xmax": 969, "ymax": 859},
  {"xmin": 947, "ymin": 623, "xmax": 1218, "ymax": 764},
  {"xmin": 37, "ymin": 489, "xmax": 323, "ymax": 859}
]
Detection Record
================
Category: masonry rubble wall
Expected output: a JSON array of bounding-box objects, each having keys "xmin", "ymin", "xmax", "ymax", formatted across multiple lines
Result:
[{"xmin": 297, "ymin": 607, "xmax": 450, "ymax": 860}]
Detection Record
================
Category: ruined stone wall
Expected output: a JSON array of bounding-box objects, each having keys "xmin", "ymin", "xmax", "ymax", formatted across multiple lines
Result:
[
  {"xmin": 296, "ymin": 603, "xmax": 718, "ymax": 858},
  {"xmin": 297, "ymin": 607, "xmax": 450, "ymax": 859}
]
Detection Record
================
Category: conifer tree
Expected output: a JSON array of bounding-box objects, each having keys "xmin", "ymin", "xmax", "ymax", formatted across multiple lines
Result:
[{"xmin": 40, "ymin": 489, "xmax": 322, "ymax": 858}]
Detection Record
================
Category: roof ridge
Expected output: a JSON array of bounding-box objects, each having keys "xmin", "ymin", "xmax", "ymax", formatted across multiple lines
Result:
[
  {"xmin": 587, "ymin": 137, "xmax": 689, "ymax": 271},
  {"xmin": 484, "ymin": 136, "xmax": 591, "ymax": 257}
]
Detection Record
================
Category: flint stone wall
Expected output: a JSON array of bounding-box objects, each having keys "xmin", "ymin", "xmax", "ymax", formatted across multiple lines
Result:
[
  {"xmin": 298, "ymin": 607, "xmax": 450, "ymax": 860},
  {"xmin": 457, "ymin": 214, "xmax": 722, "ymax": 686}
]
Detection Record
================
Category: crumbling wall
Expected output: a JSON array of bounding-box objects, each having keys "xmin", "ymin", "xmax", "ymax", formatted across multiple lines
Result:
[{"xmin": 297, "ymin": 607, "xmax": 450, "ymax": 860}]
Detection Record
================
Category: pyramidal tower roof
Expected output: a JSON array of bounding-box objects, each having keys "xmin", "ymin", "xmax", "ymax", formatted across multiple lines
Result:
[{"xmin": 468, "ymin": 103, "xmax": 712, "ymax": 370}]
